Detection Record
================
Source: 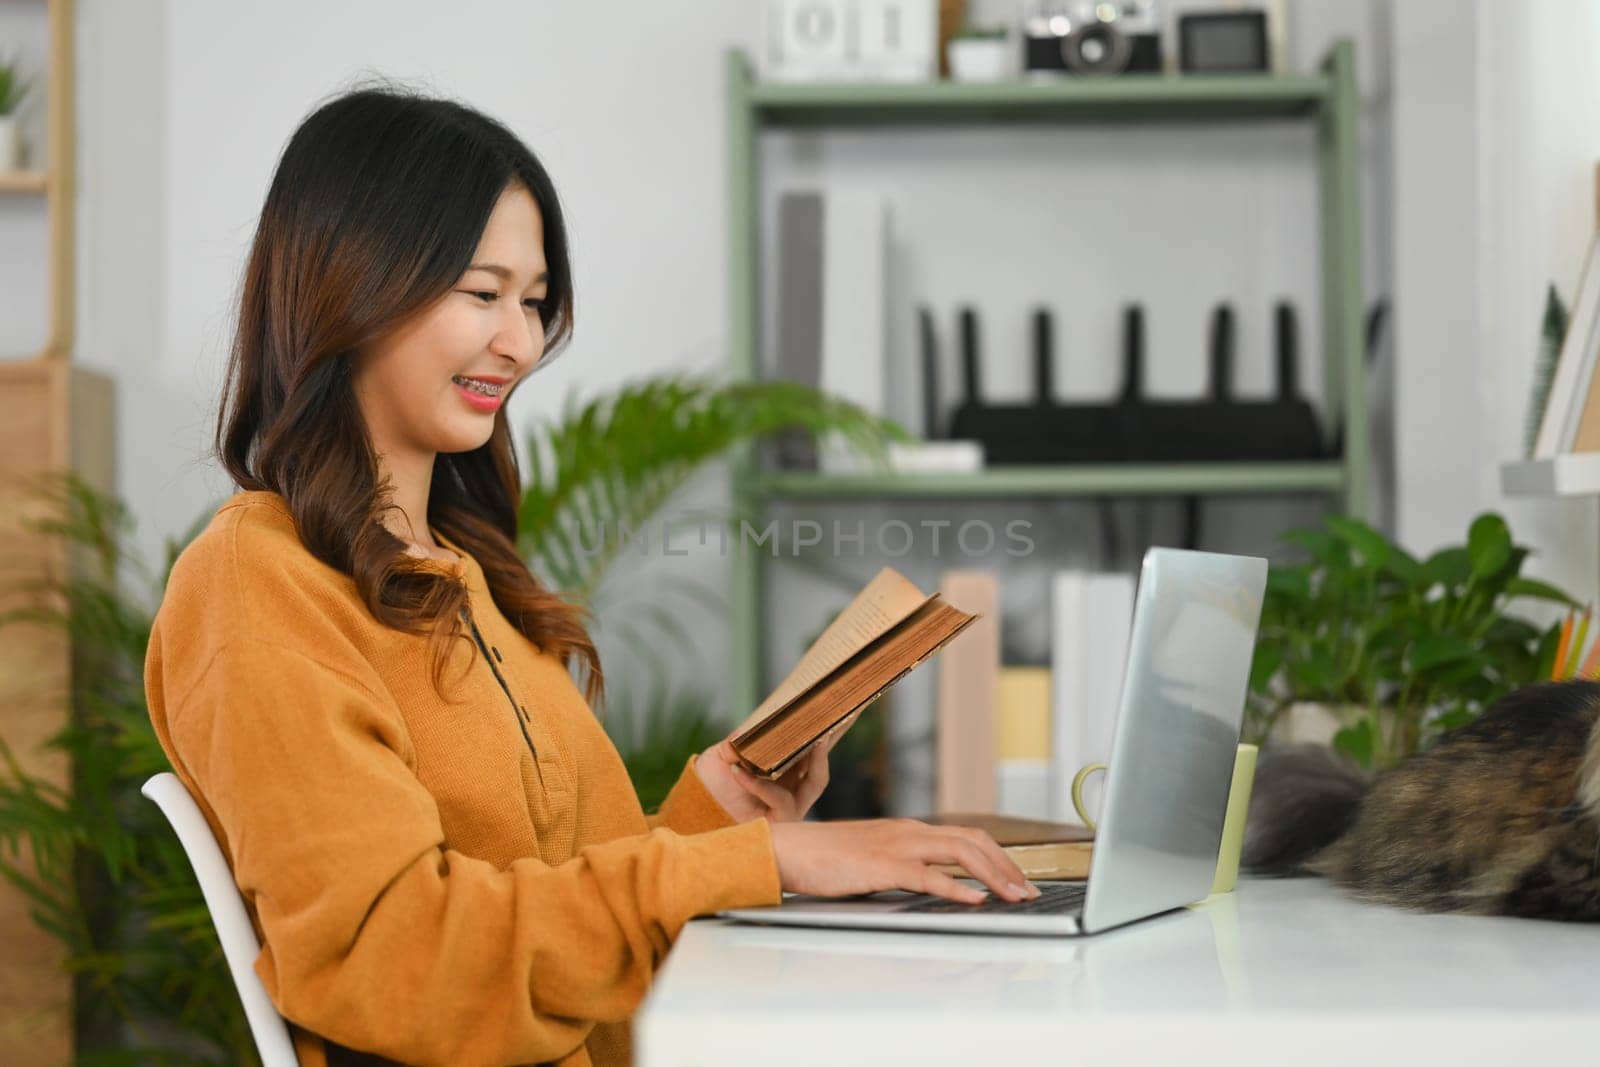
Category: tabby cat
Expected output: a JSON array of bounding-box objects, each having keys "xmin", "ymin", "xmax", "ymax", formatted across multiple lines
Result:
[{"xmin": 1244, "ymin": 679, "xmax": 1600, "ymax": 920}]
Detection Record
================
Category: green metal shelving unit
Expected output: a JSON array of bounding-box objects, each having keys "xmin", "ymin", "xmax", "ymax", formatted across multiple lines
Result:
[{"xmin": 725, "ymin": 42, "xmax": 1367, "ymax": 718}]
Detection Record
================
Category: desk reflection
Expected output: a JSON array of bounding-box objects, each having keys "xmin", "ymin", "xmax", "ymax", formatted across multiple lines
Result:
[{"xmin": 664, "ymin": 893, "xmax": 1244, "ymax": 1016}]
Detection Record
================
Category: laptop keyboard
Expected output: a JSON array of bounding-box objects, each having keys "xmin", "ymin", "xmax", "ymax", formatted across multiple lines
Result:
[{"xmin": 898, "ymin": 881, "xmax": 1087, "ymax": 916}]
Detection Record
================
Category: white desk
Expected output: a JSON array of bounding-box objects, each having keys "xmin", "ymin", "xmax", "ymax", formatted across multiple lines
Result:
[{"xmin": 637, "ymin": 877, "xmax": 1600, "ymax": 1066}]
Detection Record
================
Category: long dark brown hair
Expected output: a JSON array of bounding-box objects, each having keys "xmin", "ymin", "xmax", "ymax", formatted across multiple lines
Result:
[{"xmin": 216, "ymin": 83, "xmax": 604, "ymax": 707}]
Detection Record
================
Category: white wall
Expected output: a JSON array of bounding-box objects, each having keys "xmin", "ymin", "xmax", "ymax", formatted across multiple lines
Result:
[
  {"xmin": 1390, "ymin": 0, "xmax": 1600, "ymax": 605},
  {"xmin": 1390, "ymin": 2, "xmax": 1483, "ymax": 554},
  {"xmin": 73, "ymin": 0, "xmax": 776, "ymax": 716},
  {"xmin": 1478, "ymin": 0, "xmax": 1600, "ymax": 604}
]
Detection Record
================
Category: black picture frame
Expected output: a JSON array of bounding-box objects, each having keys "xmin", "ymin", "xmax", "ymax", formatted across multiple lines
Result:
[{"xmin": 1178, "ymin": 11, "xmax": 1270, "ymax": 74}]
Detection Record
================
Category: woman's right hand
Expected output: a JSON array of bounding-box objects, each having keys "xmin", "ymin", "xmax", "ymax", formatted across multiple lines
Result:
[{"xmin": 767, "ymin": 819, "xmax": 1041, "ymax": 905}]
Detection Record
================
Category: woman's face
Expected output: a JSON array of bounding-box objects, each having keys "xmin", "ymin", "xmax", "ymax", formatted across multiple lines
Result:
[{"xmin": 353, "ymin": 182, "xmax": 550, "ymax": 466}]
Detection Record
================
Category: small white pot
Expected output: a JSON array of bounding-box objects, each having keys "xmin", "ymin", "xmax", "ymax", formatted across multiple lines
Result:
[
  {"xmin": 947, "ymin": 38, "xmax": 1012, "ymax": 83},
  {"xmin": 0, "ymin": 116, "xmax": 19, "ymax": 172},
  {"xmin": 1272, "ymin": 701, "xmax": 1345, "ymax": 746}
]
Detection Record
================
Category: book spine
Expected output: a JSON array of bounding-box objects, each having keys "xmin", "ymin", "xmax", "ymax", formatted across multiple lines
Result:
[
  {"xmin": 773, "ymin": 192, "xmax": 825, "ymax": 468},
  {"xmin": 1536, "ymin": 233, "xmax": 1600, "ymax": 457},
  {"xmin": 1048, "ymin": 571, "xmax": 1089, "ymax": 823},
  {"xmin": 818, "ymin": 192, "xmax": 888, "ymax": 473},
  {"xmin": 1077, "ymin": 572, "xmax": 1136, "ymax": 824},
  {"xmin": 886, "ymin": 640, "xmax": 938, "ymax": 816},
  {"xmin": 937, "ymin": 571, "xmax": 999, "ymax": 812},
  {"xmin": 996, "ymin": 666, "xmax": 1051, "ymax": 820}
]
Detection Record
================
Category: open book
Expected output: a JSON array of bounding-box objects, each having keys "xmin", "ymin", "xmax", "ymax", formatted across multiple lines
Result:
[{"xmin": 730, "ymin": 566, "xmax": 980, "ymax": 780}]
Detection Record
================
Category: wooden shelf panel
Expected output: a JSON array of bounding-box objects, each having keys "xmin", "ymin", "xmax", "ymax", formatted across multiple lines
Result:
[
  {"xmin": 753, "ymin": 460, "xmax": 1348, "ymax": 499},
  {"xmin": 0, "ymin": 171, "xmax": 49, "ymax": 194}
]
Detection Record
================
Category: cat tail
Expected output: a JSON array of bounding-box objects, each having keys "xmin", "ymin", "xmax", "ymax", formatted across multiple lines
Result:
[{"xmin": 1242, "ymin": 742, "xmax": 1370, "ymax": 876}]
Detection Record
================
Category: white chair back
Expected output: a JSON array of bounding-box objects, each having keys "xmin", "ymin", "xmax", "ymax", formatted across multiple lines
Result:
[{"xmin": 141, "ymin": 772, "xmax": 299, "ymax": 1067}]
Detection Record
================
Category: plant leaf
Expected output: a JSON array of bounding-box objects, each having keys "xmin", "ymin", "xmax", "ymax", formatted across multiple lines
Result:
[
  {"xmin": 1504, "ymin": 576, "xmax": 1579, "ymax": 606},
  {"xmin": 1333, "ymin": 719, "xmax": 1375, "ymax": 768},
  {"xmin": 1406, "ymin": 634, "xmax": 1476, "ymax": 673},
  {"xmin": 1467, "ymin": 513, "xmax": 1513, "ymax": 578},
  {"xmin": 1422, "ymin": 547, "xmax": 1472, "ymax": 588},
  {"xmin": 1324, "ymin": 515, "xmax": 1392, "ymax": 568}
]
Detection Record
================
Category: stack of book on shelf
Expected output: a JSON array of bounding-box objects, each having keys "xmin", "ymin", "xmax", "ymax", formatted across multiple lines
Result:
[
  {"xmin": 1507, "ymin": 165, "xmax": 1600, "ymax": 495},
  {"xmin": 1521, "ymin": 206, "xmax": 1600, "ymax": 478},
  {"xmin": 995, "ymin": 666, "xmax": 1050, "ymax": 819},
  {"xmin": 933, "ymin": 567, "xmax": 1136, "ymax": 878}
]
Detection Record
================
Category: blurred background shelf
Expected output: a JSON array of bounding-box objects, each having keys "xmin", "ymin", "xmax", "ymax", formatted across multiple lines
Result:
[
  {"xmin": 725, "ymin": 41, "xmax": 1369, "ymax": 718},
  {"xmin": 1500, "ymin": 454, "xmax": 1600, "ymax": 497},
  {"xmin": 757, "ymin": 461, "xmax": 1348, "ymax": 500},
  {"xmin": 747, "ymin": 71, "xmax": 1334, "ymax": 126},
  {"xmin": 0, "ymin": 170, "xmax": 48, "ymax": 193}
]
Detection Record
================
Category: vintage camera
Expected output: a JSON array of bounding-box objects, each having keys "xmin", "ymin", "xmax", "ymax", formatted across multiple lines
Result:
[{"xmin": 1022, "ymin": 1, "xmax": 1163, "ymax": 76}]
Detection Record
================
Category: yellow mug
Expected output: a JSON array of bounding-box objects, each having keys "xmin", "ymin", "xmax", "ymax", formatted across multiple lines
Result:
[{"xmin": 1069, "ymin": 742, "xmax": 1259, "ymax": 895}]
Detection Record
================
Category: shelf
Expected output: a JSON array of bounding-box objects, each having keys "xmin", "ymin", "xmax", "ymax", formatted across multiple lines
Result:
[
  {"xmin": 743, "ymin": 72, "xmax": 1334, "ymax": 128},
  {"xmin": 0, "ymin": 170, "xmax": 49, "ymax": 194},
  {"xmin": 1500, "ymin": 455, "xmax": 1600, "ymax": 497},
  {"xmin": 754, "ymin": 461, "xmax": 1347, "ymax": 500},
  {"xmin": 723, "ymin": 41, "xmax": 1368, "ymax": 719}
]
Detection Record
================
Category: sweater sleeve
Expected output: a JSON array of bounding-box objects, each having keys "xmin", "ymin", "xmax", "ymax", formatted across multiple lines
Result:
[
  {"xmin": 164, "ymin": 638, "xmax": 781, "ymax": 1067},
  {"xmin": 647, "ymin": 755, "xmax": 741, "ymax": 836}
]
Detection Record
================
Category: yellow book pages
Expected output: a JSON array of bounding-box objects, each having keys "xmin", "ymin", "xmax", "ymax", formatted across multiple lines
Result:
[
  {"xmin": 917, "ymin": 812, "xmax": 1093, "ymax": 846},
  {"xmin": 1574, "ymin": 345, "xmax": 1600, "ymax": 452},
  {"xmin": 934, "ymin": 842, "xmax": 1093, "ymax": 882}
]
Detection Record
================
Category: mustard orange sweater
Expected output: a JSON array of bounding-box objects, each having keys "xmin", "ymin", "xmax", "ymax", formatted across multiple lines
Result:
[{"xmin": 144, "ymin": 491, "xmax": 781, "ymax": 1067}]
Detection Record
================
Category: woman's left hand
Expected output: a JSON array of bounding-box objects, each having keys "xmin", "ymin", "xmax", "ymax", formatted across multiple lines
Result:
[{"xmin": 694, "ymin": 710, "xmax": 860, "ymax": 823}]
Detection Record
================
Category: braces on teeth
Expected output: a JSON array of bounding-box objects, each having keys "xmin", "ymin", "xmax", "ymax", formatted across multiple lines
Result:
[{"xmin": 453, "ymin": 377, "xmax": 502, "ymax": 397}]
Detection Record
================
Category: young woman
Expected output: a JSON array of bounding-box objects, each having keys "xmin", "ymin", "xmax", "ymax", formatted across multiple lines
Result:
[{"xmin": 143, "ymin": 86, "xmax": 1033, "ymax": 1067}]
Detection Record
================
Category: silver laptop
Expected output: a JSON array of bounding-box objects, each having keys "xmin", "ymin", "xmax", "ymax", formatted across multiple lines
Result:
[{"xmin": 720, "ymin": 546, "xmax": 1267, "ymax": 937}]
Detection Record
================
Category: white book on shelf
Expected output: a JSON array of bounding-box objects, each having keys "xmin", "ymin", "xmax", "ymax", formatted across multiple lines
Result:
[
  {"xmin": 885, "ymin": 647, "xmax": 937, "ymax": 817},
  {"xmin": 817, "ymin": 192, "xmax": 889, "ymax": 474},
  {"xmin": 1077, "ymin": 571, "xmax": 1135, "ymax": 825},
  {"xmin": 1048, "ymin": 571, "xmax": 1090, "ymax": 824},
  {"xmin": 996, "ymin": 760, "xmax": 1051, "ymax": 820},
  {"xmin": 1535, "ymin": 232, "xmax": 1600, "ymax": 457}
]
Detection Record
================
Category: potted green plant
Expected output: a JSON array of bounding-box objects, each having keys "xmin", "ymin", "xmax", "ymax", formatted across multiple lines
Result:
[
  {"xmin": 0, "ymin": 50, "xmax": 31, "ymax": 171},
  {"xmin": 0, "ymin": 374, "xmax": 903, "ymax": 1061},
  {"xmin": 946, "ymin": 25, "xmax": 1012, "ymax": 82},
  {"xmin": 1246, "ymin": 512, "xmax": 1575, "ymax": 770}
]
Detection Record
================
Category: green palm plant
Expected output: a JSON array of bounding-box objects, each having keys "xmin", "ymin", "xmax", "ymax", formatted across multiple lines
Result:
[
  {"xmin": 519, "ymin": 374, "xmax": 907, "ymax": 735},
  {"xmin": 520, "ymin": 375, "xmax": 900, "ymax": 597},
  {"xmin": 0, "ymin": 476, "xmax": 245, "ymax": 1064},
  {"xmin": 0, "ymin": 374, "xmax": 902, "ymax": 1061}
]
